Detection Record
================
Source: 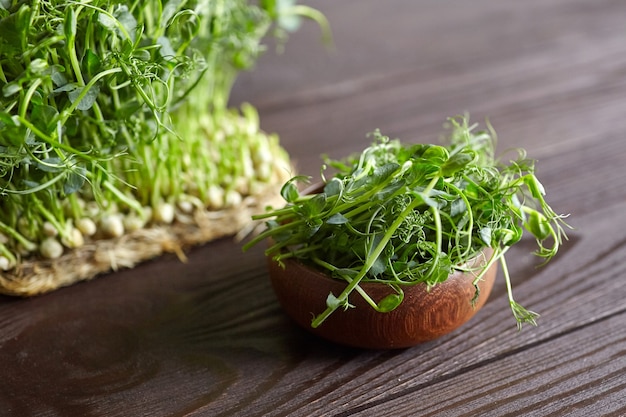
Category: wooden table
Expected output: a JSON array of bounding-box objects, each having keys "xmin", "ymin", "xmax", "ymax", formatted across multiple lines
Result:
[{"xmin": 2, "ymin": 1, "xmax": 625, "ymax": 415}]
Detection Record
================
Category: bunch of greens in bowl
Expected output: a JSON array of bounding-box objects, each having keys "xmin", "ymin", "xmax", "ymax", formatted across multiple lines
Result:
[
  {"xmin": 0, "ymin": 0, "xmax": 329, "ymax": 292},
  {"xmin": 245, "ymin": 116, "xmax": 570, "ymax": 329}
]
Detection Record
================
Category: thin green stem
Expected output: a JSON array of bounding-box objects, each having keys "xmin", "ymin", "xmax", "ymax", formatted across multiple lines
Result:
[
  {"xmin": 60, "ymin": 68, "xmax": 123, "ymax": 121},
  {"xmin": 0, "ymin": 221, "xmax": 37, "ymax": 253},
  {"xmin": 313, "ymin": 257, "xmax": 383, "ymax": 310},
  {"xmin": 32, "ymin": 195, "xmax": 67, "ymax": 239},
  {"xmin": 19, "ymin": 78, "xmax": 42, "ymax": 119},
  {"xmin": 14, "ymin": 117, "xmax": 94, "ymax": 160},
  {"xmin": 499, "ymin": 254, "xmax": 539, "ymax": 329},
  {"xmin": 311, "ymin": 194, "xmax": 425, "ymax": 328}
]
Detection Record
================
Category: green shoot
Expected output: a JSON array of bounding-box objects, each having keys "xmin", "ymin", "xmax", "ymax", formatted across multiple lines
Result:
[
  {"xmin": 0, "ymin": 1, "xmax": 326, "ymax": 268},
  {"xmin": 245, "ymin": 116, "xmax": 571, "ymax": 329}
]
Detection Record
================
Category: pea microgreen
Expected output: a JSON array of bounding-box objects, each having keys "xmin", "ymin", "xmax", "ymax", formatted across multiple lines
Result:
[
  {"xmin": 0, "ymin": 1, "xmax": 329, "ymax": 267},
  {"xmin": 245, "ymin": 116, "xmax": 571, "ymax": 330}
]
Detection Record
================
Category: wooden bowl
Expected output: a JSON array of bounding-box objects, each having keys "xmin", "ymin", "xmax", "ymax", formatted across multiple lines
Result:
[{"xmin": 268, "ymin": 249, "xmax": 496, "ymax": 349}]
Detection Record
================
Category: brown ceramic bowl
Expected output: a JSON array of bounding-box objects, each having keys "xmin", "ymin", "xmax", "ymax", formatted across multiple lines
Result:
[{"xmin": 268, "ymin": 249, "xmax": 496, "ymax": 349}]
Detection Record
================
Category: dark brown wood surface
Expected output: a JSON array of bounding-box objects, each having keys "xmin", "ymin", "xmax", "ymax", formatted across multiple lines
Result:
[{"xmin": 2, "ymin": 1, "xmax": 626, "ymax": 416}]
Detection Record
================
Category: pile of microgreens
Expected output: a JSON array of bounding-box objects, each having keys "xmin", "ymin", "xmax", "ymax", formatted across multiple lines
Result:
[
  {"xmin": 245, "ymin": 116, "xmax": 570, "ymax": 329},
  {"xmin": 0, "ymin": 0, "xmax": 329, "ymax": 269}
]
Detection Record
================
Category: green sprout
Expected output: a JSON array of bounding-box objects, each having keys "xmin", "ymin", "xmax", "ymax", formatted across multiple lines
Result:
[{"xmin": 245, "ymin": 116, "xmax": 571, "ymax": 330}]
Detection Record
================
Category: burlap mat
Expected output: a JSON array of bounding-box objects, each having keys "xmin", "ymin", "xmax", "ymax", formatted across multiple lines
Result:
[{"xmin": 0, "ymin": 178, "xmax": 286, "ymax": 297}]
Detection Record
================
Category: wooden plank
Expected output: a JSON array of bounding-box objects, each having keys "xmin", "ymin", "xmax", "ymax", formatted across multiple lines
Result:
[
  {"xmin": 254, "ymin": 26, "xmax": 626, "ymax": 177},
  {"xmin": 231, "ymin": 0, "xmax": 626, "ymax": 202},
  {"xmin": 347, "ymin": 311, "xmax": 626, "ymax": 417},
  {"xmin": 0, "ymin": 242, "xmax": 289, "ymax": 417},
  {"xmin": 232, "ymin": 0, "xmax": 626, "ymax": 108}
]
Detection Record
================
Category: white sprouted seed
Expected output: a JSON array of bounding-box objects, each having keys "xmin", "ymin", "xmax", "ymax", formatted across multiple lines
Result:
[
  {"xmin": 123, "ymin": 216, "xmax": 142, "ymax": 232},
  {"xmin": 43, "ymin": 221, "xmax": 58, "ymax": 237},
  {"xmin": 234, "ymin": 177, "xmax": 249, "ymax": 196},
  {"xmin": 206, "ymin": 185, "xmax": 224, "ymax": 209},
  {"xmin": 255, "ymin": 163, "xmax": 272, "ymax": 182},
  {"xmin": 0, "ymin": 256, "xmax": 14, "ymax": 271},
  {"xmin": 224, "ymin": 189, "xmax": 242, "ymax": 208},
  {"xmin": 76, "ymin": 218, "xmax": 97, "ymax": 236},
  {"xmin": 100, "ymin": 214, "xmax": 124, "ymax": 238},
  {"xmin": 252, "ymin": 144, "xmax": 273, "ymax": 167},
  {"xmin": 61, "ymin": 226, "xmax": 84, "ymax": 249},
  {"xmin": 40, "ymin": 237, "xmax": 63, "ymax": 259},
  {"xmin": 153, "ymin": 202, "xmax": 175, "ymax": 224},
  {"xmin": 176, "ymin": 199, "xmax": 194, "ymax": 214}
]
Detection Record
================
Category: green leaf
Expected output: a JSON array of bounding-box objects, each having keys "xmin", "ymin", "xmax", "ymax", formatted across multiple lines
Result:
[
  {"xmin": 28, "ymin": 58, "xmax": 48, "ymax": 75},
  {"xmin": 325, "ymin": 292, "xmax": 340, "ymax": 309},
  {"xmin": 2, "ymin": 82, "xmax": 20, "ymax": 97},
  {"xmin": 0, "ymin": 4, "xmax": 29, "ymax": 54},
  {"xmin": 84, "ymin": 50, "xmax": 102, "ymax": 77},
  {"xmin": 495, "ymin": 225, "xmax": 523, "ymax": 246},
  {"xmin": 0, "ymin": 111, "xmax": 16, "ymax": 127},
  {"xmin": 50, "ymin": 68, "xmax": 67, "ymax": 88},
  {"xmin": 68, "ymin": 84, "xmax": 100, "ymax": 111},
  {"xmin": 37, "ymin": 157, "xmax": 63, "ymax": 173},
  {"xmin": 64, "ymin": 168, "xmax": 86, "ymax": 194},
  {"xmin": 410, "ymin": 162, "xmax": 440, "ymax": 181},
  {"xmin": 97, "ymin": 10, "xmax": 117, "ymax": 31},
  {"xmin": 372, "ymin": 162, "xmax": 400, "ymax": 185},
  {"xmin": 440, "ymin": 149, "xmax": 476, "ymax": 176},
  {"xmin": 31, "ymin": 104, "xmax": 59, "ymax": 133},
  {"xmin": 419, "ymin": 192, "xmax": 438, "ymax": 209},
  {"xmin": 29, "ymin": 90, "xmax": 43, "ymax": 106},
  {"xmin": 161, "ymin": 0, "xmax": 184, "ymax": 27},
  {"xmin": 157, "ymin": 36, "xmax": 175, "ymax": 59},
  {"xmin": 421, "ymin": 145, "xmax": 449, "ymax": 165},
  {"xmin": 366, "ymin": 233, "xmax": 388, "ymax": 277},
  {"xmin": 281, "ymin": 181, "xmax": 299, "ymax": 203},
  {"xmin": 280, "ymin": 175, "xmax": 308, "ymax": 203},
  {"xmin": 307, "ymin": 193, "xmax": 327, "ymax": 216},
  {"xmin": 450, "ymin": 198, "xmax": 467, "ymax": 217},
  {"xmin": 53, "ymin": 83, "xmax": 77, "ymax": 94},
  {"xmin": 0, "ymin": 114, "xmax": 24, "ymax": 146},
  {"xmin": 323, "ymin": 177, "xmax": 343, "ymax": 196},
  {"xmin": 525, "ymin": 175, "xmax": 546, "ymax": 198},
  {"xmin": 327, "ymin": 213, "xmax": 348, "ymax": 225},
  {"xmin": 64, "ymin": 6, "xmax": 77, "ymax": 40},
  {"xmin": 114, "ymin": 5, "xmax": 137, "ymax": 42},
  {"xmin": 425, "ymin": 256, "xmax": 452, "ymax": 286},
  {"xmin": 334, "ymin": 268, "xmax": 358, "ymax": 280},
  {"xmin": 325, "ymin": 292, "xmax": 352, "ymax": 311},
  {"xmin": 369, "ymin": 256, "xmax": 387, "ymax": 276},
  {"xmin": 479, "ymin": 227, "xmax": 492, "ymax": 246},
  {"xmin": 305, "ymin": 217, "xmax": 322, "ymax": 237},
  {"xmin": 98, "ymin": 5, "xmax": 137, "ymax": 41},
  {"xmin": 133, "ymin": 49, "xmax": 151, "ymax": 62},
  {"xmin": 525, "ymin": 209, "xmax": 551, "ymax": 240},
  {"xmin": 377, "ymin": 292, "xmax": 403, "ymax": 313}
]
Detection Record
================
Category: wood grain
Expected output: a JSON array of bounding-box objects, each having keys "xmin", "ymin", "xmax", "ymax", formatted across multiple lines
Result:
[
  {"xmin": 1, "ymin": 0, "xmax": 626, "ymax": 416},
  {"xmin": 347, "ymin": 311, "xmax": 626, "ymax": 417}
]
